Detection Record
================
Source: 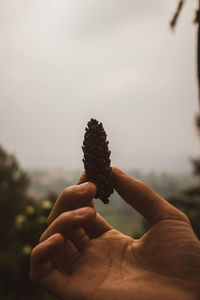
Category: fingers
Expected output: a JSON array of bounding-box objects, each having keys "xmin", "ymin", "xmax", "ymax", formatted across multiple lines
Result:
[
  {"xmin": 40, "ymin": 207, "xmax": 96, "ymax": 243},
  {"xmin": 30, "ymin": 233, "xmax": 68, "ymax": 298},
  {"xmin": 70, "ymin": 228, "xmax": 90, "ymax": 250},
  {"xmin": 48, "ymin": 176, "xmax": 112, "ymax": 238},
  {"xmin": 53, "ymin": 240, "xmax": 79, "ymax": 274},
  {"xmin": 112, "ymin": 167, "xmax": 189, "ymax": 226},
  {"xmin": 84, "ymin": 213, "xmax": 112, "ymax": 238},
  {"xmin": 77, "ymin": 172, "xmax": 113, "ymax": 236},
  {"xmin": 47, "ymin": 182, "xmax": 96, "ymax": 225}
]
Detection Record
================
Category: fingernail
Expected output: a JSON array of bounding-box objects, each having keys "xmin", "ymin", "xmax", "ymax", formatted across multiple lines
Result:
[
  {"xmin": 74, "ymin": 207, "xmax": 87, "ymax": 215},
  {"xmin": 76, "ymin": 182, "xmax": 89, "ymax": 192}
]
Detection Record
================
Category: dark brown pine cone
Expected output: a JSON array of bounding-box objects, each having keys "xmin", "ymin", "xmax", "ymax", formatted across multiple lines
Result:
[{"xmin": 82, "ymin": 118, "xmax": 114, "ymax": 204}]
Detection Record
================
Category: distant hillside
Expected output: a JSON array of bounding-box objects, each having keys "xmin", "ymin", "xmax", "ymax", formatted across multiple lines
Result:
[
  {"xmin": 28, "ymin": 168, "xmax": 198, "ymax": 237},
  {"xmin": 29, "ymin": 168, "xmax": 198, "ymax": 200}
]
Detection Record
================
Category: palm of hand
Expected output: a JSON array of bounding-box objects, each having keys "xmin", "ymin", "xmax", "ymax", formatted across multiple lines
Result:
[
  {"xmin": 31, "ymin": 169, "xmax": 200, "ymax": 300},
  {"xmin": 64, "ymin": 220, "xmax": 200, "ymax": 300}
]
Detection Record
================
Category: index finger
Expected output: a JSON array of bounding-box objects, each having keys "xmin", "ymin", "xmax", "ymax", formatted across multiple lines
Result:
[
  {"xmin": 47, "ymin": 174, "xmax": 112, "ymax": 238},
  {"xmin": 47, "ymin": 182, "xmax": 96, "ymax": 225}
]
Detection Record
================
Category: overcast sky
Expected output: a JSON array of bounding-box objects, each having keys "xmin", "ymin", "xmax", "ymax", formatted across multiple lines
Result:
[{"xmin": 0, "ymin": 0, "xmax": 199, "ymax": 173}]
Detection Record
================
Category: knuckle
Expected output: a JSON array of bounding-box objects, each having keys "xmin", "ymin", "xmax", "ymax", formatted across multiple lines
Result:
[
  {"xmin": 135, "ymin": 179, "xmax": 153, "ymax": 197},
  {"xmin": 61, "ymin": 187, "xmax": 70, "ymax": 198},
  {"xmin": 168, "ymin": 205, "xmax": 191, "ymax": 224},
  {"xmin": 61, "ymin": 186, "xmax": 75, "ymax": 200},
  {"xmin": 59, "ymin": 210, "xmax": 72, "ymax": 222},
  {"xmin": 177, "ymin": 210, "xmax": 190, "ymax": 224},
  {"xmin": 47, "ymin": 215, "xmax": 51, "ymax": 225},
  {"xmin": 30, "ymin": 247, "xmax": 37, "ymax": 260}
]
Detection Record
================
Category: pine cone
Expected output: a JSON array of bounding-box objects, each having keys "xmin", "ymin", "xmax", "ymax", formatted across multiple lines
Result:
[{"xmin": 82, "ymin": 118, "xmax": 114, "ymax": 204}]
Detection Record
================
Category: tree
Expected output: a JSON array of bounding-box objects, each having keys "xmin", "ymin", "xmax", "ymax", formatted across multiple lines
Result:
[
  {"xmin": 170, "ymin": 0, "xmax": 200, "ymax": 106},
  {"xmin": 0, "ymin": 145, "xmax": 56, "ymax": 300},
  {"xmin": 168, "ymin": 2, "xmax": 200, "ymax": 239},
  {"xmin": 0, "ymin": 145, "xmax": 30, "ymax": 249},
  {"xmin": 168, "ymin": 117, "xmax": 200, "ymax": 239}
]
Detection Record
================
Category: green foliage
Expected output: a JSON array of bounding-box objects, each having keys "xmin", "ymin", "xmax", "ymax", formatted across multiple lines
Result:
[
  {"xmin": 1, "ymin": 133, "xmax": 200, "ymax": 299},
  {"xmin": 169, "ymin": 193, "xmax": 200, "ymax": 239},
  {"xmin": 191, "ymin": 158, "xmax": 200, "ymax": 176},
  {"xmin": 0, "ymin": 145, "xmax": 29, "ymax": 245},
  {"xmin": 0, "ymin": 145, "xmax": 56, "ymax": 300},
  {"xmin": 168, "ymin": 115, "xmax": 200, "ymax": 239}
]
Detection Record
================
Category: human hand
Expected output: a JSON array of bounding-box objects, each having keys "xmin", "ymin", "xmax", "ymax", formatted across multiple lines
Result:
[{"xmin": 30, "ymin": 167, "xmax": 200, "ymax": 300}]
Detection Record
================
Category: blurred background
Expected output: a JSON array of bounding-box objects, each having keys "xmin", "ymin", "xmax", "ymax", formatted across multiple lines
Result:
[{"xmin": 0, "ymin": 0, "xmax": 200, "ymax": 299}]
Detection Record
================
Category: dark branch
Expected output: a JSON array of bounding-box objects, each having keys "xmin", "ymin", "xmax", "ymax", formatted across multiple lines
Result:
[{"xmin": 170, "ymin": 0, "xmax": 186, "ymax": 30}]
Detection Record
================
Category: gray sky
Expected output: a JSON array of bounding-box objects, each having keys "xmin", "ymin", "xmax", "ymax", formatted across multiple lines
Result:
[{"xmin": 0, "ymin": 0, "xmax": 199, "ymax": 173}]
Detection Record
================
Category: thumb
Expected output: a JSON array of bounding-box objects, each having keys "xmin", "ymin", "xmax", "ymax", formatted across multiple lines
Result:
[{"xmin": 112, "ymin": 167, "xmax": 189, "ymax": 226}]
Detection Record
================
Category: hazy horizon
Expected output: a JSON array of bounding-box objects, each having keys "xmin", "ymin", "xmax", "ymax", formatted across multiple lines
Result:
[
  {"xmin": 26, "ymin": 153, "xmax": 198, "ymax": 175},
  {"xmin": 0, "ymin": 0, "xmax": 199, "ymax": 174}
]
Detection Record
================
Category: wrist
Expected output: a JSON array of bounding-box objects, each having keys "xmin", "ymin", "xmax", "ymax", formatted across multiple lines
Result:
[
  {"xmin": 125, "ymin": 274, "xmax": 198, "ymax": 300},
  {"xmin": 144, "ymin": 277, "xmax": 198, "ymax": 300}
]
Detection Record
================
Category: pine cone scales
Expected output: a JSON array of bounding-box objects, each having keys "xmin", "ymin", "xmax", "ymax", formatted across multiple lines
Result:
[{"xmin": 82, "ymin": 118, "xmax": 114, "ymax": 204}]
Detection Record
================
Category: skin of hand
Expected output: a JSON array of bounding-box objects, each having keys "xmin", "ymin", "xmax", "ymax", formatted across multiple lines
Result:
[{"xmin": 30, "ymin": 167, "xmax": 200, "ymax": 300}]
